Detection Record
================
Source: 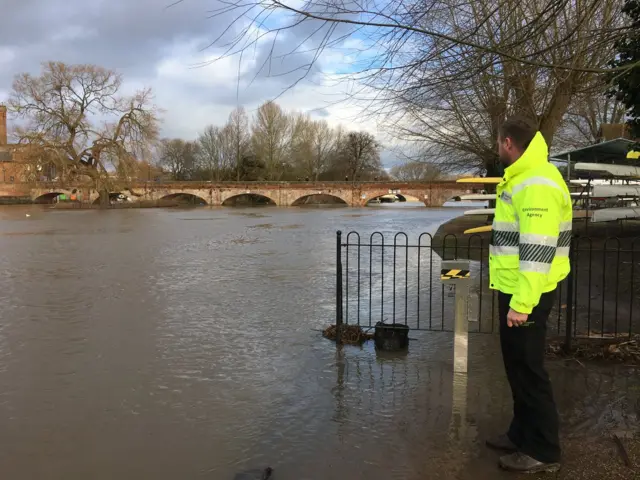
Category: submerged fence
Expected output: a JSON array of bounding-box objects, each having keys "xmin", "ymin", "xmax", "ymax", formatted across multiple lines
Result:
[{"xmin": 336, "ymin": 231, "xmax": 640, "ymax": 341}]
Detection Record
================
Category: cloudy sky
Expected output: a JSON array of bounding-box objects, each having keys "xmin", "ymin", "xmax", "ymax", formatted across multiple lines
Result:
[{"xmin": 0, "ymin": 0, "xmax": 399, "ymax": 165}]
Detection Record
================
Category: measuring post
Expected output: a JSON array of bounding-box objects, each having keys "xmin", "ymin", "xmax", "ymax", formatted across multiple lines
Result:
[{"xmin": 441, "ymin": 260, "xmax": 471, "ymax": 374}]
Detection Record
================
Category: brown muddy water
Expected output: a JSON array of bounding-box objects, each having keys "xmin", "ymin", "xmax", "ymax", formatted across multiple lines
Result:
[{"xmin": 0, "ymin": 204, "xmax": 637, "ymax": 479}]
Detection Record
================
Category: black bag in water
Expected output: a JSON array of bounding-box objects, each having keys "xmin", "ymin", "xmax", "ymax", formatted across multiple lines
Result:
[{"xmin": 233, "ymin": 467, "xmax": 273, "ymax": 480}]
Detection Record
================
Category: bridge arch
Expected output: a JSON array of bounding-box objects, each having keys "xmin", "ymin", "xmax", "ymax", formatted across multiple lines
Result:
[
  {"xmin": 222, "ymin": 193, "xmax": 276, "ymax": 207},
  {"xmin": 395, "ymin": 193, "xmax": 420, "ymax": 202},
  {"xmin": 364, "ymin": 190, "xmax": 428, "ymax": 206},
  {"xmin": 291, "ymin": 193, "xmax": 348, "ymax": 206},
  {"xmin": 92, "ymin": 192, "xmax": 133, "ymax": 205},
  {"xmin": 159, "ymin": 193, "xmax": 208, "ymax": 206},
  {"xmin": 34, "ymin": 191, "xmax": 72, "ymax": 204}
]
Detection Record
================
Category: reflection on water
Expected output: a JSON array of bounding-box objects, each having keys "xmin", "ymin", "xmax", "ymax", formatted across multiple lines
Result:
[{"xmin": 0, "ymin": 205, "xmax": 637, "ymax": 479}]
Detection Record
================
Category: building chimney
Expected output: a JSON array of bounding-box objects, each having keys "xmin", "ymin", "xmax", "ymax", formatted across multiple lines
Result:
[{"xmin": 0, "ymin": 104, "xmax": 7, "ymax": 146}]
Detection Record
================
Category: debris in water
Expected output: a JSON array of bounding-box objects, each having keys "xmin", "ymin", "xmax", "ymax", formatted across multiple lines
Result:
[
  {"xmin": 233, "ymin": 466, "xmax": 273, "ymax": 479},
  {"xmin": 546, "ymin": 335, "xmax": 640, "ymax": 364},
  {"xmin": 613, "ymin": 434, "xmax": 632, "ymax": 468},
  {"xmin": 322, "ymin": 324, "xmax": 373, "ymax": 344}
]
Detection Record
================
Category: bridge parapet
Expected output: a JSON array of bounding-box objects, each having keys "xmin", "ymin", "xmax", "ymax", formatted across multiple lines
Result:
[{"xmin": 22, "ymin": 180, "xmax": 477, "ymax": 207}]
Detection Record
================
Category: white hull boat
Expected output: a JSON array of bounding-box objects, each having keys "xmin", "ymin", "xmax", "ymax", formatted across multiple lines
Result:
[
  {"xmin": 591, "ymin": 207, "xmax": 640, "ymax": 223},
  {"xmin": 591, "ymin": 185, "xmax": 640, "ymax": 198},
  {"xmin": 574, "ymin": 163, "xmax": 640, "ymax": 178},
  {"xmin": 464, "ymin": 208, "xmax": 495, "ymax": 216},
  {"xmin": 459, "ymin": 194, "xmax": 495, "ymax": 201}
]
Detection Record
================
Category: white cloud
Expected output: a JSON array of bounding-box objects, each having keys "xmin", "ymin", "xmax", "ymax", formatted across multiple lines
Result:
[
  {"xmin": 51, "ymin": 25, "xmax": 98, "ymax": 43},
  {"xmin": 0, "ymin": 47, "xmax": 16, "ymax": 65},
  {"xmin": 0, "ymin": 0, "xmax": 404, "ymax": 167},
  {"xmin": 146, "ymin": 35, "xmax": 388, "ymax": 138}
]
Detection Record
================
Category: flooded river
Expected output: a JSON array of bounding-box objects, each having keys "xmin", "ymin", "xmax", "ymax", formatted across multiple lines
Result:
[{"xmin": 0, "ymin": 204, "xmax": 637, "ymax": 479}]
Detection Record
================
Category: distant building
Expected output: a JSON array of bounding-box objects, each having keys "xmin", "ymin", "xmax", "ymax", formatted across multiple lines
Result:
[
  {"xmin": 0, "ymin": 104, "xmax": 24, "ymax": 183},
  {"xmin": 0, "ymin": 105, "xmax": 57, "ymax": 183},
  {"xmin": 597, "ymin": 123, "xmax": 637, "ymax": 143}
]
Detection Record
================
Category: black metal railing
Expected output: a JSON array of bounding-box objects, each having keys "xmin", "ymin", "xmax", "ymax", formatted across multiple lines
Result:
[{"xmin": 335, "ymin": 231, "xmax": 640, "ymax": 342}]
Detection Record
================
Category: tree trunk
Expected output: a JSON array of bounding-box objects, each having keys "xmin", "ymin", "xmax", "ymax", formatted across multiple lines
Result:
[
  {"xmin": 484, "ymin": 155, "xmax": 503, "ymax": 193},
  {"xmin": 98, "ymin": 188, "xmax": 110, "ymax": 209}
]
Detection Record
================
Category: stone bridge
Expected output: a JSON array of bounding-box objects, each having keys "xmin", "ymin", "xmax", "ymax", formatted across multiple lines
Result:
[{"xmin": 26, "ymin": 181, "xmax": 479, "ymax": 207}]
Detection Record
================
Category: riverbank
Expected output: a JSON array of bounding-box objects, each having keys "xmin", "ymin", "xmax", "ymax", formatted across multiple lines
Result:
[
  {"xmin": 0, "ymin": 196, "xmax": 32, "ymax": 205},
  {"xmin": 463, "ymin": 353, "xmax": 640, "ymax": 480},
  {"xmin": 458, "ymin": 434, "xmax": 639, "ymax": 479}
]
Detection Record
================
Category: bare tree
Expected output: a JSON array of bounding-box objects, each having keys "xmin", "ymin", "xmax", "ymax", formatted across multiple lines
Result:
[
  {"xmin": 197, "ymin": 125, "xmax": 232, "ymax": 181},
  {"xmin": 332, "ymin": 131, "xmax": 382, "ymax": 181},
  {"xmin": 133, "ymin": 159, "xmax": 163, "ymax": 182},
  {"xmin": 251, "ymin": 101, "xmax": 291, "ymax": 180},
  {"xmin": 198, "ymin": 0, "xmax": 632, "ymax": 175},
  {"xmin": 555, "ymin": 92, "xmax": 627, "ymax": 149},
  {"xmin": 289, "ymin": 113, "xmax": 338, "ymax": 180},
  {"xmin": 310, "ymin": 120, "xmax": 338, "ymax": 180},
  {"xmin": 159, "ymin": 138, "xmax": 199, "ymax": 180},
  {"xmin": 289, "ymin": 112, "xmax": 316, "ymax": 179},
  {"xmin": 385, "ymin": 0, "xmax": 625, "ymax": 176},
  {"xmin": 202, "ymin": 0, "xmax": 636, "ymax": 75},
  {"xmin": 9, "ymin": 61, "xmax": 159, "ymax": 205},
  {"xmin": 390, "ymin": 161, "xmax": 442, "ymax": 181},
  {"xmin": 198, "ymin": 126, "xmax": 220, "ymax": 181},
  {"xmin": 227, "ymin": 107, "xmax": 251, "ymax": 181}
]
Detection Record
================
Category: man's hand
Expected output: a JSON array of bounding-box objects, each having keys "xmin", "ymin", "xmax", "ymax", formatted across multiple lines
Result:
[{"xmin": 507, "ymin": 308, "xmax": 529, "ymax": 327}]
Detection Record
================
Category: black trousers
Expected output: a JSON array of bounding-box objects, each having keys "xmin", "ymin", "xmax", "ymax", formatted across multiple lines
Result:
[{"xmin": 499, "ymin": 290, "xmax": 561, "ymax": 463}]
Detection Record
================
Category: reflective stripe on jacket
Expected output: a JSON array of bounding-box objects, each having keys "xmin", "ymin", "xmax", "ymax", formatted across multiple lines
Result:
[{"xmin": 489, "ymin": 132, "xmax": 573, "ymax": 314}]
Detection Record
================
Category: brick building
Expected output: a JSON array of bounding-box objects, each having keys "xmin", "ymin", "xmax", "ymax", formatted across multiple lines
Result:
[
  {"xmin": 0, "ymin": 105, "xmax": 58, "ymax": 184},
  {"xmin": 0, "ymin": 104, "xmax": 27, "ymax": 183}
]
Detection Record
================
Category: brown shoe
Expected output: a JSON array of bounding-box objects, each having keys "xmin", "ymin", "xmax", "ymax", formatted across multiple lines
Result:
[
  {"xmin": 486, "ymin": 434, "xmax": 518, "ymax": 452},
  {"xmin": 499, "ymin": 452, "xmax": 560, "ymax": 473}
]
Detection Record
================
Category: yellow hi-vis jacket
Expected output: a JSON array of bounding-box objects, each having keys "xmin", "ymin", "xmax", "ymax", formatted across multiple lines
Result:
[{"xmin": 489, "ymin": 132, "xmax": 572, "ymax": 314}]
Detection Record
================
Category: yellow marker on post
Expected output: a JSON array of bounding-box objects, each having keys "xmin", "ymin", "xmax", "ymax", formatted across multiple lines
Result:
[{"xmin": 440, "ymin": 268, "xmax": 471, "ymax": 281}]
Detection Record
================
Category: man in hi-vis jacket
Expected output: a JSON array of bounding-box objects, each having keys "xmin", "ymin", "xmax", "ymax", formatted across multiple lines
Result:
[{"xmin": 486, "ymin": 116, "xmax": 572, "ymax": 474}]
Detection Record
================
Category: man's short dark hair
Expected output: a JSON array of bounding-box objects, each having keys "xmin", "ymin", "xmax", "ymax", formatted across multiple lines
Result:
[{"xmin": 499, "ymin": 116, "xmax": 538, "ymax": 151}]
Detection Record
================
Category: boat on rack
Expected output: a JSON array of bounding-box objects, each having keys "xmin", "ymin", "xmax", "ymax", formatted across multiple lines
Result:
[
  {"xmin": 456, "ymin": 140, "xmax": 640, "ymax": 228},
  {"xmin": 459, "ymin": 193, "xmax": 494, "ymax": 201},
  {"xmin": 591, "ymin": 185, "xmax": 640, "ymax": 198},
  {"xmin": 464, "ymin": 208, "xmax": 495, "ymax": 216},
  {"xmin": 591, "ymin": 207, "xmax": 640, "ymax": 223},
  {"xmin": 574, "ymin": 162, "xmax": 640, "ymax": 178},
  {"xmin": 567, "ymin": 156, "xmax": 640, "ymax": 223}
]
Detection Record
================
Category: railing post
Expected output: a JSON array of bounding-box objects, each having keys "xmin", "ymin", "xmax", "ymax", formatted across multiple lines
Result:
[
  {"xmin": 336, "ymin": 230, "xmax": 344, "ymax": 345},
  {"xmin": 564, "ymin": 239, "xmax": 575, "ymax": 353}
]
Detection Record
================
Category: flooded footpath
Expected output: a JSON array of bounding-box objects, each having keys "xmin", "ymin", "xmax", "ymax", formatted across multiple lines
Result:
[{"xmin": 0, "ymin": 205, "xmax": 637, "ymax": 479}]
